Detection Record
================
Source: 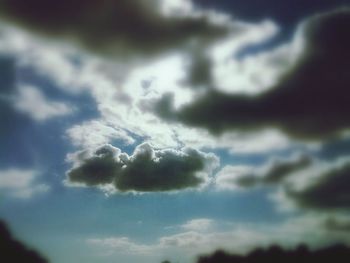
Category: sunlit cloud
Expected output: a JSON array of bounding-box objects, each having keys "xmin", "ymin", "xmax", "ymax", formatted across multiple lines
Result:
[
  {"xmin": 66, "ymin": 143, "xmax": 219, "ymax": 193},
  {"xmin": 13, "ymin": 85, "xmax": 73, "ymax": 121}
]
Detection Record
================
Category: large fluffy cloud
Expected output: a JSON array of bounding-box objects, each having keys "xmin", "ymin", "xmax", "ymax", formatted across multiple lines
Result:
[
  {"xmin": 157, "ymin": 9, "xmax": 350, "ymax": 139},
  {"xmin": 0, "ymin": 0, "xmax": 227, "ymax": 56},
  {"xmin": 66, "ymin": 143, "xmax": 219, "ymax": 193}
]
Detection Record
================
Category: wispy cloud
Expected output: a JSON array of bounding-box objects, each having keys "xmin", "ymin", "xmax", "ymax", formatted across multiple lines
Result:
[
  {"xmin": 0, "ymin": 168, "xmax": 49, "ymax": 199},
  {"xmin": 86, "ymin": 215, "xmax": 350, "ymax": 263},
  {"xmin": 13, "ymin": 85, "xmax": 73, "ymax": 121}
]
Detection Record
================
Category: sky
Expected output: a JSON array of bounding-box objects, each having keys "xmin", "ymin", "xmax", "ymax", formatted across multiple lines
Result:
[{"xmin": 0, "ymin": 1, "xmax": 350, "ymax": 263}]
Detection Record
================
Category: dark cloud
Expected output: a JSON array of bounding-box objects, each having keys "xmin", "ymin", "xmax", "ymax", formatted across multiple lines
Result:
[
  {"xmin": 185, "ymin": 51, "xmax": 213, "ymax": 87},
  {"xmin": 0, "ymin": 220, "xmax": 48, "ymax": 263},
  {"xmin": 67, "ymin": 145, "xmax": 123, "ymax": 186},
  {"xmin": 67, "ymin": 143, "xmax": 218, "ymax": 192},
  {"xmin": 286, "ymin": 162, "xmax": 350, "ymax": 210},
  {"xmin": 236, "ymin": 155, "xmax": 312, "ymax": 188},
  {"xmin": 157, "ymin": 9, "xmax": 350, "ymax": 139},
  {"xmin": 197, "ymin": 244, "xmax": 350, "ymax": 263},
  {"xmin": 324, "ymin": 218, "xmax": 350, "ymax": 233},
  {"xmin": 0, "ymin": 55, "xmax": 15, "ymax": 96},
  {"xmin": 115, "ymin": 144, "xmax": 213, "ymax": 192},
  {"xmin": 0, "ymin": 0, "xmax": 227, "ymax": 56}
]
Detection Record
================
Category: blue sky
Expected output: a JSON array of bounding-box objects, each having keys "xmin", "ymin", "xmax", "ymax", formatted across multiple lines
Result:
[{"xmin": 1, "ymin": 1, "xmax": 350, "ymax": 263}]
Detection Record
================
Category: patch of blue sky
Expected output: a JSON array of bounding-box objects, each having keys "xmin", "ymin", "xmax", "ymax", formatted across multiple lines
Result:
[
  {"xmin": 0, "ymin": 62, "xmax": 101, "ymax": 191},
  {"xmin": 316, "ymin": 138, "xmax": 350, "ymax": 161},
  {"xmin": 193, "ymin": 0, "xmax": 350, "ymax": 27},
  {"xmin": 109, "ymin": 133, "xmax": 143, "ymax": 155},
  {"xmin": 0, "ymin": 182, "xmax": 288, "ymax": 246},
  {"xmin": 235, "ymin": 29, "xmax": 292, "ymax": 60}
]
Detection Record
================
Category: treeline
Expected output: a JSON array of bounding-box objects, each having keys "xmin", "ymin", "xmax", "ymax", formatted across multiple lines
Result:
[
  {"xmin": 197, "ymin": 244, "xmax": 350, "ymax": 263},
  {"xmin": 0, "ymin": 220, "xmax": 48, "ymax": 263}
]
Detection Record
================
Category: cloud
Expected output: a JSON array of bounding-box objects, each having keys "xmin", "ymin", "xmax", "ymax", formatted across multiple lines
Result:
[
  {"xmin": 324, "ymin": 217, "xmax": 350, "ymax": 232},
  {"xmin": 285, "ymin": 161, "xmax": 350, "ymax": 210},
  {"xmin": 192, "ymin": 0, "xmax": 350, "ymax": 26},
  {"xmin": 0, "ymin": 168, "xmax": 50, "ymax": 198},
  {"xmin": 157, "ymin": 9, "xmax": 350, "ymax": 139},
  {"xmin": 0, "ymin": 0, "xmax": 227, "ymax": 56},
  {"xmin": 248, "ymin": 155, "xmax": 312, "ymax": 185},
  {"xmin": 66, "ymin": 144, "xmax": 123, "ymax": 187},
  {"xmin": 208, "ymin": 20, "xmax": 293, "ymax": 95},
  {"xmin": 166, "ymin": 216, "xmax": 350, "ymax": 254},
  {"xmin": 87, "ymin": 237, "xmax": 154, "ymax": 255},
  {"xmin": 66, "ymin": 120, "xmax": 135, "ymax": 148},
  {"xmin": 0, "ymin": 6, "xmax": 302, "ymax": 154},
  {"xmin": 86, "ymin": 216, "xmax": 350, "ymax": 263},
  {"xmin": 66, "ymin": 143, "xmax": 219, "ymax": 193},
  {"xmin": 181, "ymin": 219, "xmax": 214, "ymax": 232},
  {"xmin": 257, "ymin": 155, "xmax": 350, "ymax": 212},
  {"xmin": 13, "ymin": 85, "xmax": 73, "ymax": 121},
  {"xmin": 0, "ymin": 220, "xmax": 48, "ymax": 263},
  {"xmin": 216, "ymin": 149, "xmax": 350, "ymax": 211},
  {"xmin": 216, "ymin": 154, "xmax": 312, "ymax": 190}
]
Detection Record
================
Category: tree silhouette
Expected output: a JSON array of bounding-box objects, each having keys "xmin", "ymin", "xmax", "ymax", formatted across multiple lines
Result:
[
  {"xmin": 197, "ymin": 244, "xmax": 350, "ymax": 263},
  {"xmin": 0, "ymin": 220, "xmax": 48, "ymax": 263}
]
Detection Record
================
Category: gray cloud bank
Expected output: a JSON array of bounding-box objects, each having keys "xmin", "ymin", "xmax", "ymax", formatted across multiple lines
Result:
[
  {"xmin": 235, "ymin": 155, "xmax": 312, "ymax": 188},
  {"xmin": 0, "ymin": 0, "xmax": 227, "ymax": 56},
  {"xmin": 286, "ymin": 162, "xmax": 350, "ymax": 210},
  {"xmin": 157, "ymin": 9, "xmax": 350, "ymax": 140},
  {"xmin": 67, "ymin": 143, "xmax": 219, "ymax": 193},
  {"xmin": 217, "ymin": 151, "xmax": 350, "ymax": 211}
]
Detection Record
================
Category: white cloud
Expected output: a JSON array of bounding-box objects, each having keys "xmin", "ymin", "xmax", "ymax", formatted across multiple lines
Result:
[
  {"xmin": 209, "ymin": 20, "xmax": 305, "ymax": 95},
  {"xmin": 14, "ymin": 85, "xmax": 73, "ymax": 121},
  {"xmin": 215, "ymin": 165, "xmax": 254, "ymax": 191},
  {"xmin": 159, "ymin": 0, "xmax": 194, "ymax": 18},
  {"xmin": 66, "ymin": 120, "xmax": 135, "ymax": 148},
  {"xmin": 87, "ymin": 237, "xmax": 155, "ymax": 255},
  {"xmin": 178, "ymin": 128, "xmax": 302, "ymax": 155},
  {"xmin": 86, "ymin": 215, "xmax": 350, "ymax": 263},
  {"xmin": 181, "ymin": 218, "xmax": 214, "ymax": 232},
  {"xmin": 0, "ymin": 168, "xmax": 50, "ymax": 199}
]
